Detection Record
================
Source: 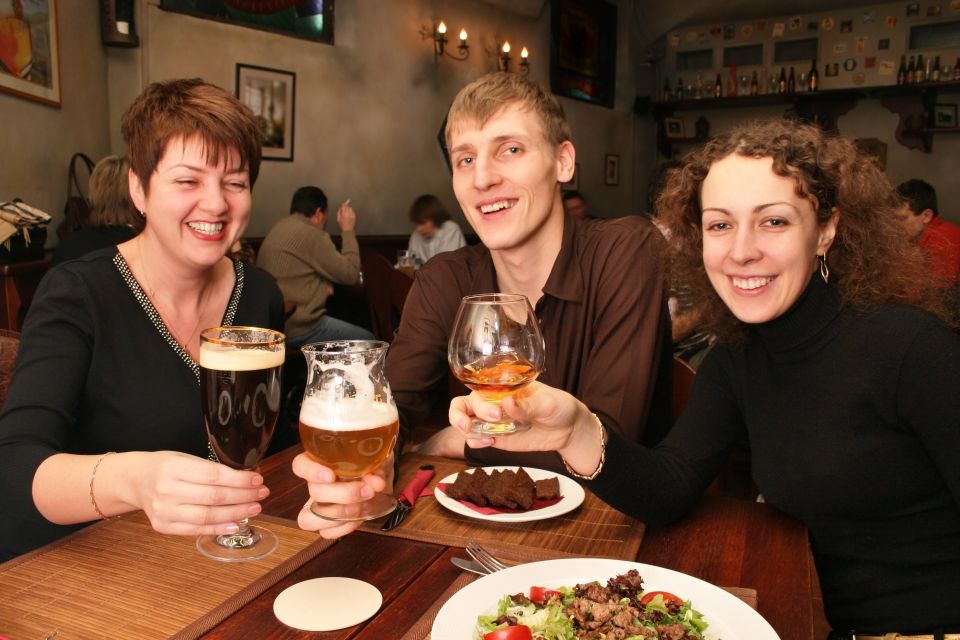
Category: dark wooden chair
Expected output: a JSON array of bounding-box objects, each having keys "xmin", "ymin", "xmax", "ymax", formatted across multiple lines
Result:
[
  {"xmin": 672, "ymin": 354, "xmax": 697, "ymax": 422},
  {"xmin": 361, "ymin": 251, "xmax": 414, "ymax": 344},
  {"xmin": 0, "ymin": 328, "xmax": 20, "ymax": 409}
]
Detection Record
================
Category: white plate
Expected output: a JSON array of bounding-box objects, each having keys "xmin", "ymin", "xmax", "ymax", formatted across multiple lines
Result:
[
  {"xmin": 431, "ymin": 558, "xmax": 780, "ymax": 640},
  {"xmin": 433, "ymin": 466, "xmax": 585, "ymax": 523}
]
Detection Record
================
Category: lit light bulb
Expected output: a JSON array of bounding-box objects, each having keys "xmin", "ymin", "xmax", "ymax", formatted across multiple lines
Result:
[
  {"xmin": 521, "ymin": 47, "xmax": 529, "ymax": 59},
  {"xmin": 459, "ymin": 29, "xmax": 468, "ymax": 42},
  {"xmin": 437, "ymin": 21, "xmax": 447, "ymax": 34},
  {"xmin": 502, "ymin": 41, "xmax": 511, "ymax": 54}
]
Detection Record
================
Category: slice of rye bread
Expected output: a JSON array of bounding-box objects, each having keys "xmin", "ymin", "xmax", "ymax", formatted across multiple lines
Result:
[
  {"xmin": 534, "ymin": 476, "xmax": 561, "ymax": 500},
  {"xmin": 447, "ymin": 467, "xmax": 562, "ymax": 510}
]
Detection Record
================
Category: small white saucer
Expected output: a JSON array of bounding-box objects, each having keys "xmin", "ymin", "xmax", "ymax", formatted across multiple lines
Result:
[{"xmin": 273, "ymin": 577, "xmax": 383, "ymax": 631}]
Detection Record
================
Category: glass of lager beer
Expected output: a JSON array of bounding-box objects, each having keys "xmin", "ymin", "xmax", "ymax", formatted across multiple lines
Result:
[
  {"xmin": 448, "ymin": 294, "xmax": 545, "ymax": 435},
  {"xmin": 196, "ymin": 326, "xmax": 285, "ymax": 562},
  {"xmin": 299, "ymin": 340, "xmax": 399, "ymax": 521}
]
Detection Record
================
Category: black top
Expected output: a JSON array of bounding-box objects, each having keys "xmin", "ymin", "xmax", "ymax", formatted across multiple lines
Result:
[
  {"xmin": 50, "ymin": 226, "xmax": 138, "ymax": 267},
  {"xmin": 0, "ymin": 248, "xmax": 285, "ymax": 560},
  {"xmin": 588, "ymin": 276, "xmax": 960, "ymax": 634}
]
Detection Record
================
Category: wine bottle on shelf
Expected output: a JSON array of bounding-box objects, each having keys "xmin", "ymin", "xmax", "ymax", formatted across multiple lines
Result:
[
  {"xmin": 675, "ymin": 78, "xmax": 685, "ymax": 101},
  {"xmin": 662, "ymin": 78, "xmax": 672, "ymax": 101},
  {"xmin": 907, "ymin": 56, "xmax": 916, "ymax": 84},
  {"xmin": 778, "ymin": 67, "xmax": 787, "ymax": 93},
  {"xmin": 714, "ymin": 73, "xmax": 722, "ymax": 98},
  {"xmin": 932, "ymin": 56, "xmax": 941, "ymax": 82},
  {"xmin": 924, "ymin": 56, "xmax": 931, "ymax": 82},
  {"xmin": 729, "ymin": 61, "xmax": 738, "ymax": 97},
  {"xmin": 787, "ymin": 66, "xmax": 796, "ymax": 93},
  {"xmin": 897, "ymin": 56, "xmax": 907, "ymax": 85},
  {"xmin": 750, "ymin": 70, "xmax": 759, "ymax": 96},
  {"xmin": 808, "ymin": 59, "xmax": 819, "ymax": 91},
  {"xmin": 915, "ymin": 54, "xmax": 925, "ymax": 83}
]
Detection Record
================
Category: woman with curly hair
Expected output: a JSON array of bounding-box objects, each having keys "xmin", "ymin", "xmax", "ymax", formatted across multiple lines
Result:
[{"xmin": 450, "ymin": 119, "xmax": 960, "ymax": 638}]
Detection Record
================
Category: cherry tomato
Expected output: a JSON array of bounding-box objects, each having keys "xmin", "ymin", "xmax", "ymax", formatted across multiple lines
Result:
[
  {"xmin": 529, "ymin": 585, "xmax": 563, "ymax": 603},
  {"xmin": 639, "ymin": 590, "xmax": 685, "ymax": 607},
  {"xmin": 483, "ymin": 626, "xmax": 533, "ymax": 640}
]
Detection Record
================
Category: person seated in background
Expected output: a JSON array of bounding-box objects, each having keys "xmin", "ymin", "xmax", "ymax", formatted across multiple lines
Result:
[
  {"xmin": 256, "ymin": 186, "xmax": 373, "ymax": 347},
  {"xmin": 0, "ymin": 78, "xmax": 286, "ymax": 560},
  {"xmin": 385, "ymin": 72, "xmax": 672, "ymax": 471},
  {"xmin": 560, "ymin": 189, "xmax": 590, "ymax": 219},
  {"xmin": 406, "ymin": 194, "xmax": 465, "ymax": 266},
  {"xmin": 50, "ymin": 155, "xmax": 144, "ymax": 267},
  {"xmin": 451, "ymin": 119, "xmax": 960, "ymax": 639},
  {"xmin": 895, "ymin": 178, "xmax": 960, "ymax": 286}
]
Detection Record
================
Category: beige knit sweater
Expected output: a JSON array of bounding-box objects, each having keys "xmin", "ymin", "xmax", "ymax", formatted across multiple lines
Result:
[{"xmin": 256, "ymin": 214, "xmax": 361, "ymax": 339}]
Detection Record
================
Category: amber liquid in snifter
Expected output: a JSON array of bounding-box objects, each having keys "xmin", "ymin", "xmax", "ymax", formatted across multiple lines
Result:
[{"xmin": 453, "ymin": 352, "xmax": 540, "ymax": 403}]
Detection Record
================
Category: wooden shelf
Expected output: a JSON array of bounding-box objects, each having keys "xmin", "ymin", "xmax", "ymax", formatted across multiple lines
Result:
[{"xmin": 649, "ymin": 80, "xmax": 960, "ymax": 156}]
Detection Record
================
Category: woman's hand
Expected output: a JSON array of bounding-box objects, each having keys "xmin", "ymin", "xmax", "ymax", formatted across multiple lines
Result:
[
  {"xmin": 449, "ymin": 382, "xmax": 604, "ymax": 476},
  {"xmin": 130, "ymin": 451, "xmax": 270, "ymax": 537},
  {"xmin": 292, "ymin": 452, "xmax": 395, "ymax": 539}
]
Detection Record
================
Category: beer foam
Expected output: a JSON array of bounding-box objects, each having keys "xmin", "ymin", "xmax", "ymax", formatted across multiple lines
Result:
[
  {"xmin": 199, "ymin": 345, "xmax": 284, "ymax": 370},
  {"xmin": 299, "ymin": 396, "xmax": 399, "ymax": 432}
]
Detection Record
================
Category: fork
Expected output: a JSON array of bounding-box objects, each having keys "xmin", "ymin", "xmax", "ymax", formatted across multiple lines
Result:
[{"xmin": 466, "ymin": 543, "xmax": 509, "ymax": 573}]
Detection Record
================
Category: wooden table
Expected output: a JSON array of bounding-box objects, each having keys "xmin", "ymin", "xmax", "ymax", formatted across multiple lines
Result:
[{"xmin": 196, "ymin": 446, "xmax": 818, "ymax": 640}]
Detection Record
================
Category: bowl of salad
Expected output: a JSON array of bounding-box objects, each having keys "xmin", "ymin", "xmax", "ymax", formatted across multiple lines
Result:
[{"xmin": 430, "ymin": 558, "xmax": 780, "ymax": 640}]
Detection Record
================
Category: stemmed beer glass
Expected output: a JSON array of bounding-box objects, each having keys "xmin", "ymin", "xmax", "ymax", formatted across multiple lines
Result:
[
  {"xmin": 196, "ymin": 326, "xmax": 285, "ymax": 562},
  {"xmin": 299, "ymin": 340, "xmax": 399, "ymax": 521},
  {"xmin": 448, "ymin": 294, "xmax": 545, "ymax": 435}
]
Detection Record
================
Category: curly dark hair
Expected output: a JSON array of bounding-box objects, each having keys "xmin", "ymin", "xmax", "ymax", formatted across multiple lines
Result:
[{"xmin": 656, "ymin": 118, "xmax": 954, "ymax": 343}]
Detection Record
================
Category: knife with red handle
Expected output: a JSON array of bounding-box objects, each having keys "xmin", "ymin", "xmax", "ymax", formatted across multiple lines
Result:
[{"xmin": 381, "ymin": 464, "xmax": 435, "ymax": 530}]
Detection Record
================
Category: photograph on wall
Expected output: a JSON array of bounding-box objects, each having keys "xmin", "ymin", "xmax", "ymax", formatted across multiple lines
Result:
[
  {"xmin": 550, "ymin": 0, "xmax": 617, "ymax": 108},
  {"xmin": 159, "ymin": 0, "xmax": 334, "ymax": 44},
  {"xmin": 604, "ymin": 155, "xmax": 620, "ymax": 186},
  {"xmin": 235, "ymin": 64, "xmax": 296, "ymax": 161},
  {"xmin": 934, "ymin": 104, "xmax": 958, "ymax": 128},
  {"xmin": 0, "ymin": 0, "xmax": 60, "ymax": 107}
]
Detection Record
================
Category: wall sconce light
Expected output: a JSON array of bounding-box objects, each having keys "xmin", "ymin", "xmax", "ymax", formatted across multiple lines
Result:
[
  {"xmin": 497, "ymin": 41, "xmax": 530, "ymax": 74},
  {"xmin": 422, "ymin": 20, "xmax": 469, "ymax": 62}
]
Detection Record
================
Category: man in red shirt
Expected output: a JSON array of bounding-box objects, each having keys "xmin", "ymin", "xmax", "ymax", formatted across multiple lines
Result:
[{"xmin": 896, "ymin": 179, "xmax": 960, "ymax": 285}]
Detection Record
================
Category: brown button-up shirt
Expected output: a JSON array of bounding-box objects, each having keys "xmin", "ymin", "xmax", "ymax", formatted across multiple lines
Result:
[{"xmin": 385, "ymin": 215, "xmax": 673, "ymax": 472}]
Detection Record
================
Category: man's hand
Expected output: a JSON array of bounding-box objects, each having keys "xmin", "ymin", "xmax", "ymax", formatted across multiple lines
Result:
[{"xmin": 337, "ymin": 201, "xmax": 357, "ymax": 232}]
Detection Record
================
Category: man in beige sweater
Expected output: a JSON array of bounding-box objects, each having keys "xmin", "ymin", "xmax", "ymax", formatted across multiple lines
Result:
[{"xmin": 257, "ymin": 186, "xmax": 373, "ymax": 346}]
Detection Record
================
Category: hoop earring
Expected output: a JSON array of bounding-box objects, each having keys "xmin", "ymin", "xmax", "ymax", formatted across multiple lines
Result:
[{"xmin": 818, "ymin": 253, "xmax": 830, "ymax": 284}]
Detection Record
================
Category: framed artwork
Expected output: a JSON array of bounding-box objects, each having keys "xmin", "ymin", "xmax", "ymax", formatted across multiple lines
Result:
[
  {"xmin": 934, "ymin": 103, "xmax": 958, "ymax": 128},
  {"xmin": 604, "ymin": 155, "xmax": 620, "ymax": 186},
  {"xmin": 236, "ymin": 64, "xmax": 296, "ymax": 162},
  {"xmin": 0, "ymin": 0, "xmax": 60, "ymax": 107},
  {"xmin": 664, "ymin": 117, "xmax": 686, "ymax": 139},
  {"xmin": 159, "ymin": 0, "xmax": 334, "ymax": 44},
  {"xmin": 562, "ymin": 162, "xmax": 581, "ymax": 191},
  {"xmin": 550, "ymin": 0, "xmax": 617, "ymax": 108}
]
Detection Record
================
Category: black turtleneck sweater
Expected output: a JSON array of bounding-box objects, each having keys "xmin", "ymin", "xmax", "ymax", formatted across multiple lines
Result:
[{"xmin": 589, "ymin": 276, "xmax": 960, "ymax": 634}]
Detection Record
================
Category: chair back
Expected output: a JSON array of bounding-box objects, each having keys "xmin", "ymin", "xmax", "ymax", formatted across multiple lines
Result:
[
  {"xmin": 361, "ymin": 251, "xmax": 414, "ymax": 343},
  {"xmin": 672, "ymin": 355, "xmax": 697, "ymax": 422},
  {"xmin": 0, "ymin": 329, "xmax": 20, "ymax": 409}
]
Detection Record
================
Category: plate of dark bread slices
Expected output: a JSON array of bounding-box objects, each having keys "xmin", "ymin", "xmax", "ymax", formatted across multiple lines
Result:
[{"xmin": 434, "ymin": 466, "xmax": 585, "ymax": 522}]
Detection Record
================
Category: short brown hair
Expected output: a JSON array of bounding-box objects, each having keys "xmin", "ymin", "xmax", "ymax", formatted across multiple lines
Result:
[
  {"xmin": 121, "ymin": 78, "xmax": 262, "ymax": 193},
  {"xmin": 656, "ymin": 118, "xmax": 955, "ymax": 343},
  {"xmin": 445, "ymin": 72, "xmax": 571, "ymax": 148},
  {"xmin": 87, "ymin": 156, "xmax": 143, "ymax": 231},
  {"xmin": 408, "ymin": 194, "xmax": 450, "ymax": 226}
]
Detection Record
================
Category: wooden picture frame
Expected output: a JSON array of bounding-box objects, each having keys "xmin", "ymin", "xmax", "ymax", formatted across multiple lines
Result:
[
  {"xmin": 550, "ymin": 0, "xmax": 617, "ymax": 108},
  {"xmin": 0, "ymin": 0, "xmax": 61, "ymax": 107},
  {"xmin": 664, "ymin": 117, "xmax": 686, "ymax": 139},
  {"xmin": 933, "ymin": 103, "xmax": 958, "ymax": 128},
  {"xmin": 160, "ymin": 0, "xmax": 334, "ymax": 44},
  {"xmin": 604, "ymin": 155, "xmax": 620, "ymax": 186},
  {"xmin": 236, "ymin": 64, "xmax": 296, "ymax": 162}
]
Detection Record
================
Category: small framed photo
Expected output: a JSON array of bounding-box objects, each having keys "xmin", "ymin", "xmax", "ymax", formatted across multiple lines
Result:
[
  {"xmin": 664, "ymin": 117, "xmax": 685, "ymax": 139},
  {"xmin": 933, "ymin": 103, "xmax": 958, "ymax": 128},
  {"xmin": 604, "ymin": 155, "xmax": 620, "ymax": 186},
  {"xmin": 235, "ymin": 63, "xmax": 296, "ymax": 161}
]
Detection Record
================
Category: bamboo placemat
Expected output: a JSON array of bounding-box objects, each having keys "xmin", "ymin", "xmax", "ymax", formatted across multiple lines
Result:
[
  {"xmin": 361, "ymin": 454, "xmax": 645, "ymax": 562},
  {"xmin": 0, "ymin": 512, "xmax": 334, "ymax": 640}
]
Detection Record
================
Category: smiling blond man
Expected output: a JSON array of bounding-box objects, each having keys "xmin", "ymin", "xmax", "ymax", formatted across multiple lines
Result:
[{"xmin": 385, "ymin": 73, "xmax": 673, "ymax": 472}]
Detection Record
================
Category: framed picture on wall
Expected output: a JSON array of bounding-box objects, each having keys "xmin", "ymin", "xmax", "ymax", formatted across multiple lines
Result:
[
  {"xmin": 550, "ymin": 0, "xmax": 617, "ymax": 108},
  {"xmin": 934, "ymin": 103, "xmax": 958, "ymax": 128},
  {"xmin": 604, "ymin": 155, "xmax": 620, "ymax": 186},
  {"xmin": 664, "ymin": 117, "xmax": 685, "ymax": 139},
  {"xmin": 160, "ymin": 0, "xmax": 334, "ymax": 44},
  {"xmin": 236, "ymin": 64, "xmax": 296, "ymax": 161},
  {"xmin": 0, "ymin": 0, "xmax": 61, "ymax": 107}
]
